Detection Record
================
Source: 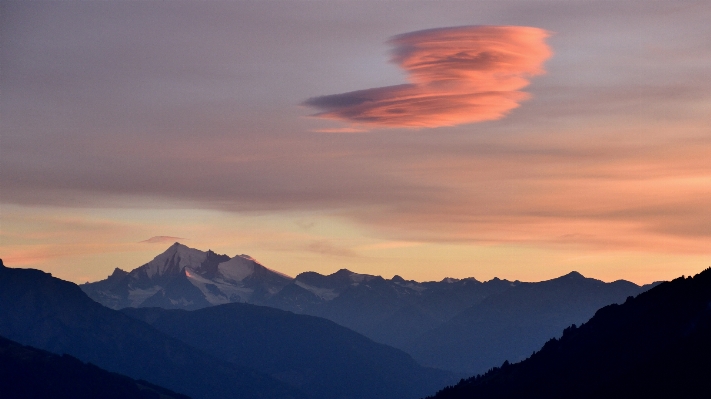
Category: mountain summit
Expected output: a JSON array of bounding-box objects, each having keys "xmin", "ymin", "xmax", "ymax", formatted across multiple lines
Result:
[{"xmin": 81, "ymin": 243, "xmax": 292, "ymax": 310}]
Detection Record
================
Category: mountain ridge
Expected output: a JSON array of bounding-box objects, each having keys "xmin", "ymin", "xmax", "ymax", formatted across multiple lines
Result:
[
  {"xmin": 1, "ymin": 258, "xmax": 455, "ymax": 399},
  {"xmin": 122, "ymin": 303, "xmax": 455, "ymax": 399},
  {"xmin": 0, "ymin": 260, "xmax": 306, "ymax": 399},
  {"xmin": 428, "ymin": 267, "xmax": 711, "ymax": 399},
  {"xmin": 81, "ymin": 243, "xmax": 292, "ymax": 310},
  {"xmin": 80, "ymin": 244, "xmax": 655, "ymax": 374},
  {"xmin": 0, "ymin": 334, "xmax": 191, "ymax": 399}
]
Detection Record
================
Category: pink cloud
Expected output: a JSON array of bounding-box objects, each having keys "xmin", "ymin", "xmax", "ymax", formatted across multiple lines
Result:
[{"xmin": 305, "ymin": 26, "xmax": 552, "ymax": 129}]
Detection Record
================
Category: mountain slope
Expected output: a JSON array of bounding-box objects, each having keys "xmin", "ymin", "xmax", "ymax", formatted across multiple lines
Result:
[
  {"xmin": 81, "ymin": 243, "xmax": 292, "ymax": 310},
  {"xmin": 123, "ymin": 303, "xmax": 455, "ymax": 399},
  {"xmin": 407, "ymin": 271, "xmax": 652, "ymax": 374},
  {"xmin": 0, "ymin": 335, "xmax": 190, "ymax": 399},
  {"xmin": 80, "ymin": 245, "xmax": 652, "ymax": 376},
  {"xmin": 266, "ymin": 269, "xmax": 651, "ymax": 374},
  {"xmin": 266, "ymin": 270, "xmax": 513, "ymax": 349},
  {"xmin": 0, "ymin": 259, "xmax": 305, "ymax": 399},
  {"xmin": 429, "ymin": 267, "xmax": 711, "ymax": 399}
]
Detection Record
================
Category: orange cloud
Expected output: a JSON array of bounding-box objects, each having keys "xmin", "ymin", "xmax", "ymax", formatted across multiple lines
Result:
[
  {"xmin": 305, "ymin": 26, "xmax": 552, "ymax": 128},
  {"xmin": 338, "ymin": 131, "xmax": 711, "ymax": 255}
]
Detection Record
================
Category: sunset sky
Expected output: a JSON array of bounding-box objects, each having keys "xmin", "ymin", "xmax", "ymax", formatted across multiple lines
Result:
[{"xmin": 2, "ymin": 1, "xmax": 710, "ymax": 285}]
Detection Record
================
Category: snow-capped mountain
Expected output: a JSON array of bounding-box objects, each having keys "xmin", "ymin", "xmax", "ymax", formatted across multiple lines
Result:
[
  {"xmin": 81, "ymin": 244, "xmax": 657, "ymax": 375},
  {"xmin": 81, "ymin": 243, "xmax": 292, "ymax": 310}
]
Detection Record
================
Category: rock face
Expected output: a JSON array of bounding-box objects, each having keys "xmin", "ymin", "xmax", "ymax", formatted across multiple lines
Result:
[{"xmin": 81, "ymin": 243, "xmax": 292, "ymax": 310}]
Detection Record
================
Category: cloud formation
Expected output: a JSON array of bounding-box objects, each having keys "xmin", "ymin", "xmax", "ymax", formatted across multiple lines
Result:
[
  {"xmin": 3, "ymin": 2, "xmax": 711, "ymax": 283},
  {"xmin": 305, "ymin": 26, "xmax": 552, "ymax": 128}
]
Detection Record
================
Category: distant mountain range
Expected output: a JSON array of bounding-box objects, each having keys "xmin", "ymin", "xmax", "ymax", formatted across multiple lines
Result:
[
  {"xmin": 0, "ymin": 258, "xmax": 452, "ymax": 399},
  {"xmin": 81, "ymin": 243, "xmax": 292, "ymax": 310},
  {"xmin": 429, "ymin": 267, "xmax": 711, "ymax": 399},
  {"xmin": 82, "ymin": 243, "xmax": 656, "ymax": 373},
  {"xmin": 403, "ymin": 271, "xmax": 654, "ymax": 374},
  {"xmin": 0, "ymin": 335, "xmax": 190, "ymax": 399},
  {"xmin": 4, "ymin": 246, "xmax": 707, "ymax": 399}
]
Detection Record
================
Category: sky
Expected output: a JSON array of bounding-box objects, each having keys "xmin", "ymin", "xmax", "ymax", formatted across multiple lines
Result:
[{"xmin": 1, "ymin": 0, "xmax": 710, "ymax": 285}]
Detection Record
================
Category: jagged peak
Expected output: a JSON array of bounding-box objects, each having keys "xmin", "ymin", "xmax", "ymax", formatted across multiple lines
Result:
[
  {"xmin": 0, "ymin": 259, "xmax": 4, "ymax": 268},
  {"xmin": 167, "ymin": 241, "xmax": 191, "ymax": 250},
  {"xmin": 562, "ymin": 271, "xmax": 585, "ymax": 279},
  {"xmin": 164, "ymin": 242, "xmax": 203, "ymax": 255},
  {"xmin": 328, "ymin": 269, "xmax": 376, "ymax": 281},
  {"xmin": 140, "ymin": 243, "xmax": 207, "ymax": 278},
  {"xmin": 109, "ymin": 268, "xmax": 128, "ymax": 278}
]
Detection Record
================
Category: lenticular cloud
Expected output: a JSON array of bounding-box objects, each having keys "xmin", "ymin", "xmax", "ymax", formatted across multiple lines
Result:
[{"xmin": 305, "ymin": 26, "xmax": 552, "ymax": 129}]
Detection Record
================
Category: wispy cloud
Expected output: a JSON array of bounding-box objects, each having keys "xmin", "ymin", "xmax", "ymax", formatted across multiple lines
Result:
[
  {"xmin": 305, "ymin": 26, "xmax": 552, "ymax": 129},
  {"xmin": 306, "ymin": 240, "xmax": 358, "ymax": 257},
  {"xmin": 139, "ymin": 236, "xmax": 185, "ymax": 244}
]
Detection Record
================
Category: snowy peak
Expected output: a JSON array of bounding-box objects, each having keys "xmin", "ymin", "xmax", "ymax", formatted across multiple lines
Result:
[
  {"xmin": 140, "ymin": 243, "xmax": 207, "ymax": 279},
  {"xmin": 217, "ymin": 256, "xmax": 257, "ymax": 282},
  {"xmin": 218, "ymin": 254, "xmax": 292, "ymax": 283},
  {"xmin": 236, "ymin": 254, "xmax": 259, "ymax": 263},
  {"xmin": 81, "ymin": 244, "xmax": 294, "ymax": 310},
  {"xmin": 348, "ymin": 271, "xmax": 377, "ymax": 284}
]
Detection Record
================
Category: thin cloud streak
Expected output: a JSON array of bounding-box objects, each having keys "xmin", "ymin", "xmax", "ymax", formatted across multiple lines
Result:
[
  {"xmin": 139, "ymin": 236, "xmax": 185, "ymax": 244},
  {"xmin": 305, "ymin": 26, "xmax": 552, "ymax": 128},
  {"xmin": 338, "ymin": 134, "xmax": 711, "ymax": 254}
]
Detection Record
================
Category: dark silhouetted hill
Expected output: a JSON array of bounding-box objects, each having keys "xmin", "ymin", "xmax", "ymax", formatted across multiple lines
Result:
[
  {"xmin": 0, "ymin": 334, "xmax": 190, "ymax": 399},
  {"xmin": 123, "ymin": 303, "xmax": 455, "ymax": 399},
  {"xmin": 428, "ymin": 267, "xmax": 711, "ymax": 399},
  {"xmin": 0, "ymin": 259, "xmax": 305, "ymax": 399},
  {"xmin": 407, "ymin": 271, "xmax": 654, "ymax": 373}
]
